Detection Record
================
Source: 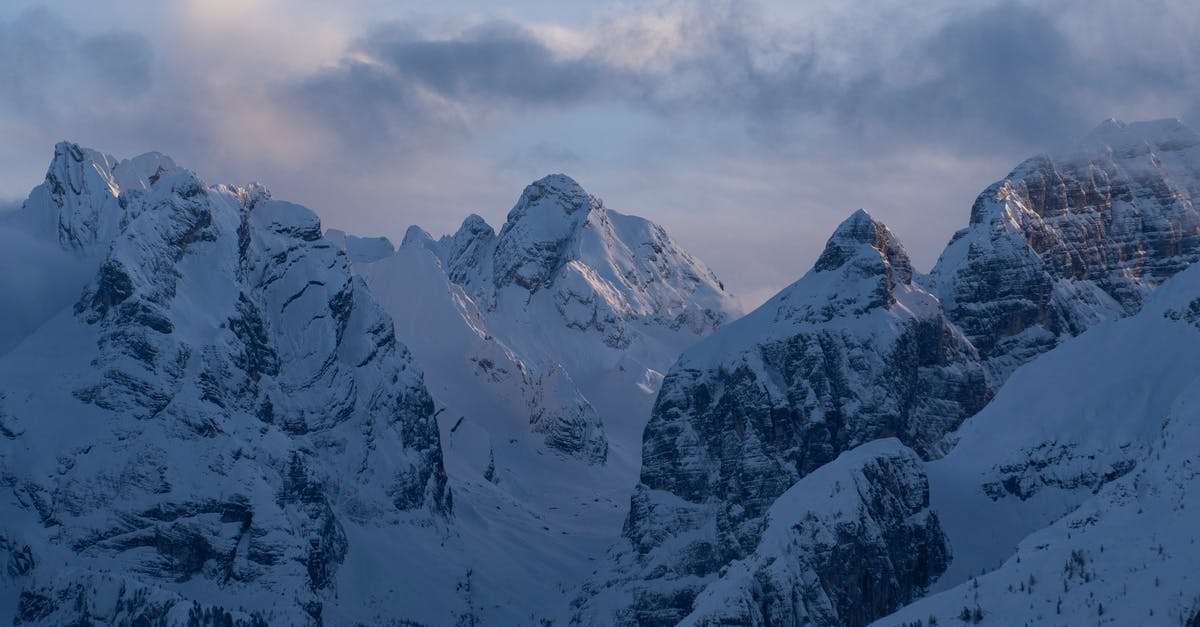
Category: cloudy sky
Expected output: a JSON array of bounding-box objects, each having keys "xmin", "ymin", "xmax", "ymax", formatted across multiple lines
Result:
[{"xmin": 1, "ymin": 0, "xmax": 1197, "ymax": 306}]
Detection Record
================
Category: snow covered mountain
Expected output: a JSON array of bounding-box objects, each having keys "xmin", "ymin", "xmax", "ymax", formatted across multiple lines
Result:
[
  {"xmin": 880, "ymin": 255, "xmax": 1200, "ymax": 626},
  {"xmin": 648, "ymin": 257, "xmax": 1200, "ymax": 625},
  {"xmin": 575, "ymin": 118, "xmax": 1200, "ymax": 626},
  {"xmin": 4, "ymin": 118, "xmax": 1200, "ymax": 626},
  {"xmin": 574, "ymin": 209, "xmax": 987, "ymax": 625},
  {"xmin": 0, "ymin": 146, "xmax": 740, "ymax": 626},
  {"xmin": 931, "ymin": 117, "xmax": 1200, "ymax": 382},
  {"xmin": 683, "ymin": 439, "xmax": 948, "ymax": 626},
  {"xmin": 343, "ymin": 174, "xmax": 739, "ymax": 465},
  {"xmin": 0, "ymin": 143, "xmax": 454, "ymax": 624},
  {"xmin": 329, "ymin": 173, "xmax": 741, "ymax": 624}
]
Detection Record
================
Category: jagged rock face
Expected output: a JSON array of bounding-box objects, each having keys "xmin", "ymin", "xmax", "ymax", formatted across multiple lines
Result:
[
  {"xmin": 386, "ymin": 173, "xmax": 739, "ymax": 463},
  {"xmin": 442, "ymin": 213, "xmax": 497, "ymax": 288},
  {"xmin": 638, "ymin": 312, "xmax": 982, "ymax": 520},
  {"xmin": 932, "ymin": 118, "xmax": 1200, "ymax": 381},
  {"xmin": 1, "ymin": 142, "xmax": 180, "ymax": 254},
  {"xmin": 681, "ymin": 440, "xmax": 948, "ymax": 627},
  {"xmin": 530, "ymin": 364, "xmax": 609, "ymax": 463},
  {"xmin": 636, "ymin": 211, "xmax": 984, "ymax": 525},
  {"xmin": 575, "ymin": 441, "xmax": 948, "ymax": 627},
  {"xmin": 492, "ymin": 174, "xmax": 595, "ymax": 293},
  {"xmin": 440, "ymin": 174, "xmax": 738, "ymax": 342},
  {"xmin": 579, "ymin": 120, "xmax": 1200, "ymax": 627},
  {"xmin": 581, "ymin": 211, "xmax": 984, "ymax": 624},
  {"xmin": 0, "ymin": 144, "xmax": 449, "ymax": 625}
]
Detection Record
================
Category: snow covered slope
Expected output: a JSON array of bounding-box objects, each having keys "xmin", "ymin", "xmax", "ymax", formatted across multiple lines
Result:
[
  {"xmin": 6, "ymin": 118, "xmax": 1200, "ymax": 626},
  {"xmin": 878, "ymin": 256, "xmax": 1200, "ymax": 626},
  {"xmin": 351, "ymin": 174, "xmax": 739, "ymax": 468},
  {"xmin": 330, "ymin": 173, "xmax": 740, "ymax": 624},
  {"xmin": 0, "ymin": 143, "xmax": 456, "ymax": 625}
]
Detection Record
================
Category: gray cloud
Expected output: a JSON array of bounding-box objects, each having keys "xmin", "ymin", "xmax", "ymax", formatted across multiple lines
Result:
[
  {"xmin": 283, "ymin": 0, "xmax": 1200, "ymax": 157},
  {"xmin": 363, "ymin": 21, "xmax": 614, "ymax": 105},
  {"xmin": 855, "ymin": 2, "xmax": 1103, "ymax": 148},
  {"xmin": 292, "ymin": 58, "xmax": 443, "ymax": 148},
  {"xmin": 2, "ymin": 1, "xmax": 1198, "ymax": 308},
  {"xmin": 494, "ymin": 141, "xmax": 584, "ymax": 181},
  {"xmin": 0, "ymin": 7, "xmax": 152, "ymax": 116},
  {"xmin": 288, "ymin": 20, "xmax": 623, "ymax": 150},
  {"xmin": 80, "ymin": 31, "xmax": 155, "ymax": 92}
]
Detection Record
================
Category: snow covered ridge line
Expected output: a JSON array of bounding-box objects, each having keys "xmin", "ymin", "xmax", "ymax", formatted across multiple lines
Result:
[
  {"xmin": 334, "ymin": 172, "xmax": 740, "ymax": 464},
  {"xmin": 0, "ymin": 141, "xmax": 451, "ymax": 624},
  {"xmin": 0, "ymin": 140, "xmax": 743, "ymax": 625},
  {"xmin": 578, "ymin": 117, "xmax": 1200, "ymax": 625},
  {"xmin": 4, "ymin": 116, "xmax": 1200, "ymax": 625},
  {"xmin": 426, "ymin": 173, "xmax": 738, "ymax": 338},
  {"xmin": 321, "ymin": 171, "xmax": 744, "ymax": 625},
  {"xmin": 575, "ymin": 207, "xmax": 990, "ymax": 626}
]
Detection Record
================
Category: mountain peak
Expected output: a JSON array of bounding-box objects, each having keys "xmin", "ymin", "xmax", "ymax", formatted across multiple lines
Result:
[
  {"xmin": 46, "ymin": 141, "xmax": 119, "ymax": 199},
  {"xmin": 530, "ymin": 173, "xmax": 587, "ymax": 197},
  {"xmin": 49, "ymin": 141, "xmax": 184, "ymax": 194},
  {"xmin": 1080, "ymin": 117, "xmax": 1198, "ymax": 154},
  {"xmin": 493, "ymin": 175, "xmax": 602, "ymax": 292},
  {"xmin": 52, "ymin": 140, "xmax": 111, "ymax": 171},
  {"xmin": 401, "ymin": 225, "xmax": 434, "ymax": 248},
  {"xmin": 824, "ymin": 208, "xmax": 880, "ymax": 246},
  {"xmin": 328, "ymin": 228, "xmax": 396, "ymax": 262},
  {"xmin": 508, "ymin": 174, "xmax": 597, "ymax": 222},
  {"xmin": 456, "ymin": 213, "xmax": 495, "ymax": 239},
  {"xmin": 813, "ymin": 209, "xmax": 913, "ymax": 285},
  {"xmin": 10, "ymin": 141, "xmax": 193, "ymax": 252}
]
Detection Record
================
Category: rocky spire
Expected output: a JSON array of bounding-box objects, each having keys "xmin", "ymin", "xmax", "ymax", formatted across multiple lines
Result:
[
  {"xmin": 492, "ymin": 174, "xmax": 600, "ymax": 292},
  {"xmin": 811, "ymin": 207, "xmax": 912, "ymax": 281}
]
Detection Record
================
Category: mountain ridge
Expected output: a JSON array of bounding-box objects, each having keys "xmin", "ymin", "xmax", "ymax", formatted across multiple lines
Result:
[
  {"xmin": 575, "ymin": 117, "xmax": 1200, "ymax": 626},
  {"xmin": 3, "ymin": 118, "xmax": 1200, "ymax": 625},
  {"xmin": 0, "ymin": 142, "xmax": 455, "ymax": 625}
]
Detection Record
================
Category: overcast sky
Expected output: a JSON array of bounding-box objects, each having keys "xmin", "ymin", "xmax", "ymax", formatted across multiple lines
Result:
[{"xmin": 2, "ymin": 0, "xmax": 1197, "ymax": 307}]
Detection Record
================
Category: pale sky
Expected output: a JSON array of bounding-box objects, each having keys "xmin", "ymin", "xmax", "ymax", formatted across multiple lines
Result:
[{"xmin": 2, "ymin": 0, "xmax": 1198, "ymax": 307}]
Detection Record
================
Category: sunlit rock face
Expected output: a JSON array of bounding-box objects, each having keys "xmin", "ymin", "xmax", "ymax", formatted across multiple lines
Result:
[
  {"xmin": 931, "ymin": 118, "xmax": 1200, "ymax": 382},
  {"xmin": 375, "ymin": 173, "xmax": 741, "ymax": 463}
]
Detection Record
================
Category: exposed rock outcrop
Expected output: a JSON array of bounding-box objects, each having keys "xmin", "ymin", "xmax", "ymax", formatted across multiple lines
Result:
[{"xmin": 0, "ymin": 143, "xmax": 450, "ymax": 625}]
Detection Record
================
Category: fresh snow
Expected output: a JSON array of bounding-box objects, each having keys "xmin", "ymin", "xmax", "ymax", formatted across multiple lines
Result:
[
  {"xmin": 332, "ymin": 173, "xmax": 742, "ymax": 623},
  {"xmin": 4, "ymin": 119, "xmax": 1200, "ymax": 626},
  {"xmin": 879, "ymin": 261, "xmax": 1200, "ymax": 625}
]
